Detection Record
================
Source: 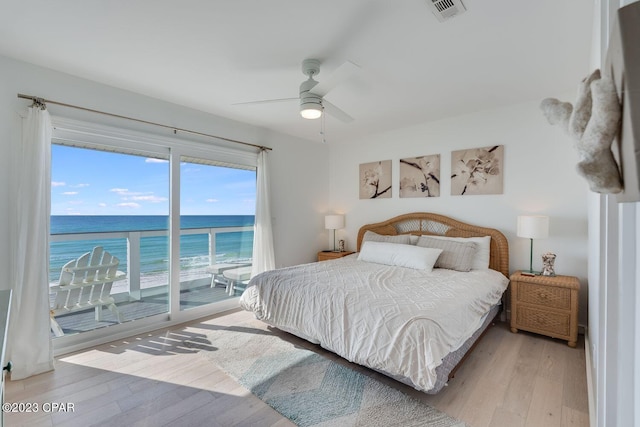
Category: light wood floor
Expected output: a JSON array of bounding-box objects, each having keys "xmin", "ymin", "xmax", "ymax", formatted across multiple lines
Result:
[{"xmin": 5, "ymin": 309, "xmax": 589, "ymax": 427}]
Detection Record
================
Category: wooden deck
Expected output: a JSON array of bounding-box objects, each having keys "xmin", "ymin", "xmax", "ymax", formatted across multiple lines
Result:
[{"xmin": 52, "ymin": 279, "xmax": 237, "ymax": 336}]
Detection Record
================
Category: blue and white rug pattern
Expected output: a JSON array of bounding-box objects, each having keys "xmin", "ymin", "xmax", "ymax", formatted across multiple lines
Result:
[{"xmin": 186, "ymin": 321, "xmax": 466, "ymax": 427}]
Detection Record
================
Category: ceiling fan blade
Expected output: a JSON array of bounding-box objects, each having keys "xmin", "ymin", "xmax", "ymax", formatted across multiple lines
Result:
[
  {"xmin": 310, "ymin": 60, "xmax": 360, "ymax": 97},
  {"xmin": 232, "ymin": 97, "xmax": 297, "ymax": 106},
  {"xmin": 323, "ymin": 100, "xmax": 354, "ymax": 123}
]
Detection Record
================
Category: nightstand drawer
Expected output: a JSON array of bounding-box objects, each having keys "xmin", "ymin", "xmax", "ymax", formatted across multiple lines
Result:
[
  {"xmin": 517, "ymin": 283, "xmax": 571, "ymax": 310},
  {"xmin": 516, "ymin": 306, "xmax": 571, "ymax": 337}
]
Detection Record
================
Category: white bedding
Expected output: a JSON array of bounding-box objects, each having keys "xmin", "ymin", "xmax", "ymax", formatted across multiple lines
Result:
[{"xmin": 239, "ymin": 254, "xmax": 509, "ymax": 392}]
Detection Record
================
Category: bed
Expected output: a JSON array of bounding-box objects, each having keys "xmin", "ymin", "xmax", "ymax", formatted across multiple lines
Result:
[{"xmin": 239, "ymin": 212, "xmax": 510, "ymax": 394}]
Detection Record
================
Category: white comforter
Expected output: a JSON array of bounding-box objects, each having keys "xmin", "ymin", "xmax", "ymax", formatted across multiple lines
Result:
[{"xmin": 239, "ymin": 254, "xmax": 509, "ymax": 392}]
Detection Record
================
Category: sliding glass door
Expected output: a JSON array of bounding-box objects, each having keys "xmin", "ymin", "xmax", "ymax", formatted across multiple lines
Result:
[
  {"xmin": 50, "ymin": 145, "xmax": 171, "ymax": 336},
  {"xmin": 178, "ymin": 158, "xmax": 255, "ymax": 311},
  {"xmin": 49, "ymin": 121, "xmax": 257, "ymax": 351}
]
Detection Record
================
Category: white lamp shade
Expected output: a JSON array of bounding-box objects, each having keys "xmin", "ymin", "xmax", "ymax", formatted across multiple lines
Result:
[
  {"xmin": 517, "ymin": 215, "xmax": 549, "ymax": 239},
  {"xmin": 325, "ymin": 214, "xmax": 345, "ymax": 230}
]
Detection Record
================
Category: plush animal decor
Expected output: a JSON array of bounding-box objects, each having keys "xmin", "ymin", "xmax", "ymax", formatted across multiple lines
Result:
[{"xmin": 540, "ymin": 69, "xmax": 623, "ymax": 194}]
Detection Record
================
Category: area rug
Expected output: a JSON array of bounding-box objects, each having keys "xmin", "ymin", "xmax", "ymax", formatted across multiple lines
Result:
[{"xmin": 183, "ymin": 319, "xmax": 466, "ymax": 427}]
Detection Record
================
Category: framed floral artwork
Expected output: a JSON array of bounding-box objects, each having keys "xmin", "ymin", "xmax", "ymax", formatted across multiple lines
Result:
[
  {"xmin": 451, "ymin": 145, "xmax": 504, "ymax": 195},
  {"xmin": 400, "ymin": 154, "xmax": 440, "ymax": 198},
  {"xmin": 359, "ymin": 160, "xmax": 392, "ymax": 199}
]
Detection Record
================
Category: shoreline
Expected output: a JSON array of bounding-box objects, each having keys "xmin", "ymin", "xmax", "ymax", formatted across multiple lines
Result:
[{"xmin": 49, "ymin": 264, "xmax": 249, "ymax": 294}]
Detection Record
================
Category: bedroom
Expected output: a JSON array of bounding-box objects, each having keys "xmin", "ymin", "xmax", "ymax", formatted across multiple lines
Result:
[{"xmin": 0, "ymin": 1, "xmax": 637, "ymax": 426}]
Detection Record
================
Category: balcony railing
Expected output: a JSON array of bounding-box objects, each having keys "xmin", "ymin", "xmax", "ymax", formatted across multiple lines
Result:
[{"xmin": 50, "ymin": 226, "xmax": 254, "ymax": 301}]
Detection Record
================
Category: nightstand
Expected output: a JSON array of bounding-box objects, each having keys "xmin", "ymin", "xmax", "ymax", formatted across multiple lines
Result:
[
  {"xmin": 510, "ymin": 271, "xmax": 580, "ymax": 347},
  {"xmin": 317, "ymin": 251, "xmax": 355, "ymax": 262}
]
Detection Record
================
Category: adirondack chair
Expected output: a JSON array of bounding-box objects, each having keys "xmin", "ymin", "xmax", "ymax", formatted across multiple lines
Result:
[{"xmin": 50, "ymin": 246, "xmax": 126, "ymax": 337}]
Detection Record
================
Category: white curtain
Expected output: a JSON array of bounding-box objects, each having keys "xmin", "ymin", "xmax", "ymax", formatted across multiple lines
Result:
[
  {"xmin": 251, "ymin": 149, "xmax": 275, "ymax": 277},
  {"xmin": 8, "ymin": 106, "xmax": 54, "ymax": 380}
]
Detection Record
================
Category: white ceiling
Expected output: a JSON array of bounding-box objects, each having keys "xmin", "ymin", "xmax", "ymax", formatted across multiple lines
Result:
[{"xmin": 0, "ymin": 0, "xmax": 594, "ymax": 144}]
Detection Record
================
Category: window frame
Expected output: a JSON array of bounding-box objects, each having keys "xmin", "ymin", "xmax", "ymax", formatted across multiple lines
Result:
[{"xmin": 50, "ymin": 117, "xmax": 258, "ymax": 355}]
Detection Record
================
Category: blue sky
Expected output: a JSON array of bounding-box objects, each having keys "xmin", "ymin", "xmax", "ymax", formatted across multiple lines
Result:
[{"xmin": 51, "ymin": 145, "xmax": 256, "ymax": 215}]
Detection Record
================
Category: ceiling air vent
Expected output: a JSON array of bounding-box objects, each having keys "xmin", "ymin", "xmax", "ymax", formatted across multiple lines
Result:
[{"xmin": 427, "ymin": 0, "xmax": 467, "ymax": 22}]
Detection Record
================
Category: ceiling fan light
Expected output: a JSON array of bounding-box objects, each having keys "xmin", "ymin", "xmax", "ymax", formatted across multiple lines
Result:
[{"xmin": 300, "ymin": 102, "xmax": 323, "ymax": 119}]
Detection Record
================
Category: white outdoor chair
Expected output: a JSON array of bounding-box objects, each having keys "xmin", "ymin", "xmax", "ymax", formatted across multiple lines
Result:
[{"xmin": 50, "ymin": 246, "xmax": 126, "ymax": 337}]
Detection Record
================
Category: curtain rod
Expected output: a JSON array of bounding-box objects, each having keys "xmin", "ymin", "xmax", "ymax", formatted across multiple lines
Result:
[{"xmin": 17, "ymin": 93, "xmax": 272, "ymax": 152}]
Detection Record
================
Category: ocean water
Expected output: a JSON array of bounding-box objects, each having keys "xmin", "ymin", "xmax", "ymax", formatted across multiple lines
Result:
[{"xmin": 50, "ymin": 215, "xmax": 254, "ymax": 282}]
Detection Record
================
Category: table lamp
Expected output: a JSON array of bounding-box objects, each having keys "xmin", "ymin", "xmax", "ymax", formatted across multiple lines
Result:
[
  {"xmin": 325, "ymin": 214, "xmax": 345, "ymax": 252},
  {"xmin": 517, "ymin": 215, "xmax": 549, "ymax": 275}
]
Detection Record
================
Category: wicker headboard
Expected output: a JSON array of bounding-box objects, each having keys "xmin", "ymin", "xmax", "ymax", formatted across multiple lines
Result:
[{"xmin": 357, "ymin": 212, "xmax": 509, "ymax": 277}]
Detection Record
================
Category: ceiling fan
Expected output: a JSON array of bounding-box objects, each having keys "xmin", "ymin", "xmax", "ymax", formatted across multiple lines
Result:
[{"xmin": 235, "ymin": 58, "xmax": 359, "ymax": 123}]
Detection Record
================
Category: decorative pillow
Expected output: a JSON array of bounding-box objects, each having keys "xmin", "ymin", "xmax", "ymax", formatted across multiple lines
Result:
[
  {"xmin": 416, "ymin": 236, "xmax": 477, "ymax": 272},
  {"xmin": 362, "ymin": 230, "xmax": 412, "ymax": 245},
  {"xmin": 357, "ymin": 241, "xmax": 442, "ymax": 271},
  {"xmin": 423, "ymin": 235, "xmax": 491, "ymax": 270}
]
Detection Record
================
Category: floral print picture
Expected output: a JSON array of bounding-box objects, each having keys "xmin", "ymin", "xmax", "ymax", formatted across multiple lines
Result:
[
  {"xmin": 451, "ymin": 145, "xmax": 504, "ymax": 195},
  {"xmin": 359, "ymin": 160, "xmax": 392, "ymax": 199},
  {"xmin": 399, "ymin": 154, "xmax": 440, "ymax": 198}
]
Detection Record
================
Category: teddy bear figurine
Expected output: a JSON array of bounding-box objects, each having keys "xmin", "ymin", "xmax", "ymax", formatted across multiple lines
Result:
[{"xmin": 540, "ymin": 69, "xmax": 623, "ymax": 194}]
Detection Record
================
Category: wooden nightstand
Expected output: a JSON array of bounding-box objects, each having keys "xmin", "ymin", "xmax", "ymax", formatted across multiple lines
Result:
[
  {"xmin": 510, "ymin": 271, "xmax": 580, "ymax": 347},
  {"xmin": 317, "ymin": 251, "xmax": 355, "ymax": 262}
]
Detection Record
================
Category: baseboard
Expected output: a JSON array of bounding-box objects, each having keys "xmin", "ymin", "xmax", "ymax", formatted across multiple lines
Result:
[{"xmin": 584, "ymin": 328, "xmax": 597, "ymax": 427}]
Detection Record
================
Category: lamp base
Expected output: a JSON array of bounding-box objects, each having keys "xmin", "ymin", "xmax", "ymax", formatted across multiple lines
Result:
[{"xmin": 521, "ymin": 270, "xmax": 540, "ymax": 277}]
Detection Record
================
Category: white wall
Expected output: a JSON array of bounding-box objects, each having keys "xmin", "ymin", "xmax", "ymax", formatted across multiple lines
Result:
[
  {"xmin": 329, "ymin": 100, "xmax": 591, "ymax": 323},
  {"xmin": 0, "ymin": 54, "xmax": 330, "ymax": 293}
]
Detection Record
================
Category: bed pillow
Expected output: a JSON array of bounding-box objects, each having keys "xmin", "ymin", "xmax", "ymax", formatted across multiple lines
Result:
[
  {"xmin": 423, "ymin": 235, "xmax": 491, "ymax": 270},
  {"xmin": 416, "ymin": 236, "xmax": 477, "ymax": 272},
  {"xmin": 362, "ymin": 230, "xmax": 412, "ymax": 245},
  {"xmin": 357, "ymin": 241, "xmax": 442, "ymax": 271}
]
